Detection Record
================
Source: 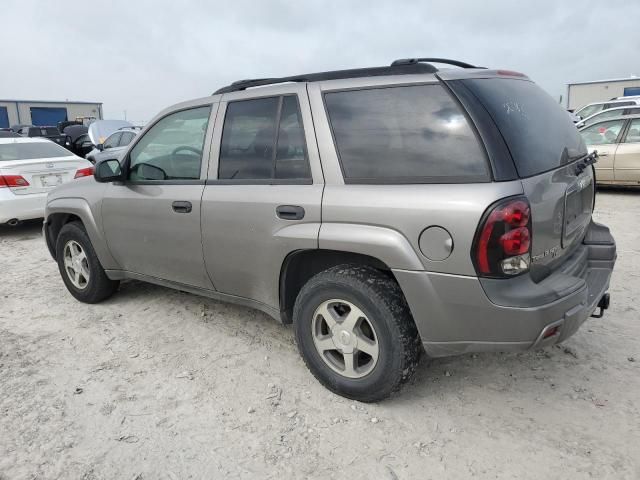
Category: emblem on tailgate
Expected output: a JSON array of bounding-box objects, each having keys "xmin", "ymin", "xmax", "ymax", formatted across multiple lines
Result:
[{"xmin": 531, "ymin": 245, "xmax": 560, "ymax": 263}]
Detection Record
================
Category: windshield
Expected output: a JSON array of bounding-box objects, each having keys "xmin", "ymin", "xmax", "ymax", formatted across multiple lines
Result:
[
  {"xmin": 0, "ymin": 141, "xmax": 74, "ymax": 161},
  {"xmin": 462, "ymin": 78, "xmax": 587, "ymax": 177},
  {"xmin": 575, "ymin": 104, "xmax": 602, "ymax": 119}
]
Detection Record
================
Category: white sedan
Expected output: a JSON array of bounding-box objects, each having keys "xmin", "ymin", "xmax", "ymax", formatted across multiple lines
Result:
[{"xmin": 0, "ymin": 137, "xmax": 94, "ymax": 226}]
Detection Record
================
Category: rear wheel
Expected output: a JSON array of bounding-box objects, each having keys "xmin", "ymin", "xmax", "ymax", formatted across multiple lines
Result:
[
  {"xmin": 55, "ymin": 221, "xmax": 119, "ymax": 303},
  {"xmin": 293, "ymin": 265, "xmax": 421, "ymax": 402}
]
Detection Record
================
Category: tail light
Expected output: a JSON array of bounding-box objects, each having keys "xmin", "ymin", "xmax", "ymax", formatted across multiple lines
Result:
[
  {"xmin": 0, "ymin": 175, "xmax": 30, "ymax": 188},
  {"xmin": 473, "ymin": 196, "xmax": 531, "ymax": 277},
  {"xmin": 74, "ymin": 167, "xmax": 94, "ymax": 179}
]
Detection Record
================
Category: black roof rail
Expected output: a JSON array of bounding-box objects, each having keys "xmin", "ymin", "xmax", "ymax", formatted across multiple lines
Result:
[
  {"xmin": 391, "ymin": 57, "xmax": 479, "ymax": 69},
  {"xmin": 213, "ymin": 62, "xmax": 438, "ymax": 94}
]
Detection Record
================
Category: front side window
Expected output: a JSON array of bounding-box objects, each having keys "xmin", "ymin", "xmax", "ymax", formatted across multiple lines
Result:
[
  {"xmin": 324, "ymin": 84, "xmax": 488, "ymax": 182},
  {"xmin": 623, "ymin": 119, "xmax": 640, "ymax": 144},
  {"xmin": 580, "ymin": 120, "xmax": 625, "ymax": 145},
  {"xmin": 129, "ymin": 106, "xmax": 211, "ymax": 181},
  {"xmin": 218, "ymin": 95, "xmax": 311, "ymax": 181}
]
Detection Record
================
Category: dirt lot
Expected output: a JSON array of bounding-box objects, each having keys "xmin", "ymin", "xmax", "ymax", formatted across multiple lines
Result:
[{"xmin": 1, "ymin": 190, "xmax": 639, "ymax": 480}]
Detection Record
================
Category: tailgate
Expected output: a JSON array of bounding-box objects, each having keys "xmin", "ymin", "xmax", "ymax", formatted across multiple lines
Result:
[{"xmin": 521, "ymin": 163, "xmax": 594, "ymax": 275}]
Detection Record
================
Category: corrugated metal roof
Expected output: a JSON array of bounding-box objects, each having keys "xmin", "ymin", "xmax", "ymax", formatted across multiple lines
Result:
[
  {"xmin": 567, "ymin": 77, "xmax": 640, "ymax": 87},
  {"xmin": 0, "ymin": 99, "xmax": 102, "ymax": 105}
]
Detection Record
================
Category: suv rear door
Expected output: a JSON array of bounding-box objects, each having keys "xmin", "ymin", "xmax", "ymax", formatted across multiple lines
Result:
[
  {"xmin": 448, "ymin": 74, "xmax": 594, "ymax": 276},
  {"xmin": 101, "ymin": 103, "xmax": 217, "ymax": 288},
  {"xmin": 201, "ymin": 84, "xmax": 323, "ymax": 309},
  {"xmin": 578, "ymin": 119, "xmax": 627, "ymax": 182}
]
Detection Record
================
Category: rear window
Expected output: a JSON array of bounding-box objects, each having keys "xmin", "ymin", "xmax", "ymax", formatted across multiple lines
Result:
[
  {"xmin": 0, "ymin": 141, "xmax": 73, "ymax": 161},
  {"xmin": 462, "ymin": 78, "xmax": 587, "ymax": 178},
  {"xmin": 324, "ymin": 84, "xmax": 488, "ymax": 183}
]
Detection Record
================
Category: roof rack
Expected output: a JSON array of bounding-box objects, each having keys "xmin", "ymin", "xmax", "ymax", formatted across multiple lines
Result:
[
  {"xmin": 390, "ymin": 57, "xmax": 478, "ymax": 68},
  {"xmin": 213, "ymin": 61, "xmax": 447, "ymax": 94}
]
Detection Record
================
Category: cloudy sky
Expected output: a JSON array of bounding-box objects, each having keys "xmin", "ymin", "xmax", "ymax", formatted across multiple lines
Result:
[{"xmin": 2, "ymin": 0, "xmax": 639, "ymax": 123}]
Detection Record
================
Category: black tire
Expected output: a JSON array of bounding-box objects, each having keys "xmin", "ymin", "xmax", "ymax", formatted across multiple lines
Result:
[
  {"xmin": 293, "ymin": 264, "xmax": 421, "ymax": 402},
  {"xmin": 55, "ymin": 221, "xmax": 119, "ymax": 303}
]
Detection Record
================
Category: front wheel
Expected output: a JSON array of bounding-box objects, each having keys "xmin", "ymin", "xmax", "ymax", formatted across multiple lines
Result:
[
  {"xmin": 293, "ymin": 265, "xmax": 421, "ymax": 402},
  {"xmin": 55, "ymin": 221, "xmax": 119, "ymax": 303}
]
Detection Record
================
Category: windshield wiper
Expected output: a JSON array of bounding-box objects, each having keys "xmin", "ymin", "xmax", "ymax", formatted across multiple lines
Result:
[{"xmin": 575, "ymin": 151, "xmax": 598, "ymax": 175}]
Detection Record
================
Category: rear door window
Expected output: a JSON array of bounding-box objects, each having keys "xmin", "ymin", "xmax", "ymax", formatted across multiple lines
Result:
[
  {"xmin": 218, "ymin": 95, "xmax": 311, "ymax": 181},
  {"xmin": 623, "ymin": 119, "xmax": 640, "ymax": 143},
  {"xmin": 324, "ymin": 84, "xmax": 488, "ymax": 183},
  {"xmin": 580, "ymin": 120, "xmax": 625, "ymax": 146},
  {"xmin": 462, "ymin": 78, "xmax": 587, "ymax": 177}
]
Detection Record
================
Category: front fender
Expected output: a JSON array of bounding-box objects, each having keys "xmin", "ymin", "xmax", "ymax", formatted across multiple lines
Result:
[
  {"xmin": 319, "ymin": 223, "xmax": 423, "ymax": 270},
  {"xmin": 45, "ymin": 197, "xmax": 119, "ymax": 270}
]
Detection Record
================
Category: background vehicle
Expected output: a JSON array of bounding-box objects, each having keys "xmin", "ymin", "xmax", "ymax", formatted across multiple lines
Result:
[
  {"xmin": 580, "ymin": 114, "xmax": 640, "ymax": 185},
  {"xmin": 18, "ymin": 126, "xmax": 69, "ymax": 149},
  {"xmin": 86, "ymin": 127, "xmax": 139, "ymax": 163},
  {"xmin": 574, "ymin": 98, "xmax": 640, "ymax": 121},
  {"xmin": 43, "ymin": 59, "xmax": 615, "ymax": 402},
  {"xmin": 0, "ymin": 130, "xmax": 20, "ymax": 138},
  {"xmin": 10, "ymin": 124, "xmax": 32, "ymax": 133},
  {"xmin": 576, "ymin": 105, "xmax": 640, "ymax": 128},
  {"xmin": 0, "ymin": 137, "xmax": 93, "ymax": 226}
]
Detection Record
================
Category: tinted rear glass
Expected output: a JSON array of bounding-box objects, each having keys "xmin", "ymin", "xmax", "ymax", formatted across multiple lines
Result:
[
  {"xmin": 0, "ymin": 141, "xmax": 73, "ymax": 161},
  {"xmin": 463, "ymin": 78, "xmax": 587, "ymax": 177},
  {"xmin": 324, "ymin": 84, "xmax": 488, "ymax": 183}
]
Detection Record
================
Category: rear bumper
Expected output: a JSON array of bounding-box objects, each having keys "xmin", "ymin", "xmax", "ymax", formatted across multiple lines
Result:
[
  {"xmin": 394, "ymin": 221, "xmax": 616, "ymax": 357},
  {"xmin": 0, "ymin": 189, "xmax": 47, "ymax": 224}
]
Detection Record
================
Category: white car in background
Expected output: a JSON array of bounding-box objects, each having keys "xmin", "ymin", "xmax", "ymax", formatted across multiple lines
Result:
[{"xmin": 0, "ymin": 137, "xmax": 93, "ymax": 226}]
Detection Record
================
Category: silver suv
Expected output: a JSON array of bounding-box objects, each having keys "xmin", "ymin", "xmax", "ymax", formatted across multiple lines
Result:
[{"xmin": 43, "ymin": 58, "xmax": 616, "ymax": 402}]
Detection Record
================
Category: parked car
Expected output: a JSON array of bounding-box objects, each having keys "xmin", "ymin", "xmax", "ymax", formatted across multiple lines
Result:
[
  {"xmin": 0, "ymin": 137, "xmax": 93, "ymax": 226},
  {"xmin": 580, "ymin": 114, "xmax": 640, "ymax": 186},
  {"xmin": 60, "ymin": 125, "xmax": 95, "ymax": 158},
  {"xmin": 576, "ymin": 105, "xmax": 640, "ymax": 128},
  {"xmin": 86, "ymin": 127, "xmax": 139, "ymax": 163},
  {"xmin": 574, "ymin": 98, "xmax": 640, "ymax": 122},
  {"xmin": 18, "ymin": 126, "xmax": 70, "ymax": 149},
  {"xmin": 43, "ymin": 58, "xmax": 616, "ymax": 401},
  {"xmin": 0, "ymin": 130, "xmax": 20, "ymax": 138}
]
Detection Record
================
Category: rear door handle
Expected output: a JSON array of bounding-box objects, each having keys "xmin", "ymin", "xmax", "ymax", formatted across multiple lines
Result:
[
  {"xmin": 598, "ymin": 152, "xmax": 608, "ymax": 157},
  {"xmin": 172, "ymin": 201, "xmax": 192, "ymax": 213},
  {"xmin": 276, "ymin": 205, "xmax": 305, "ymax": 220}
]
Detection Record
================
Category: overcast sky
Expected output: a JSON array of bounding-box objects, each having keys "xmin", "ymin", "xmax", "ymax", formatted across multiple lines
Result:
[{"xmin": 2, "ymin": 0, "xmax": 639, "ymax": 123}]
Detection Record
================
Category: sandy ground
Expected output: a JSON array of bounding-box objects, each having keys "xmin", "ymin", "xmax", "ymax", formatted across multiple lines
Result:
[{"xmin": 0, "ymin": 190, "xmax": 639, "ymax": 480}]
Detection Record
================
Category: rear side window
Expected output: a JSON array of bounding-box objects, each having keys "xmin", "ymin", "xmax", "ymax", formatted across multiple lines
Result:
[
  {"xmin": 463, "ymin": 78, "xmax": 587, "ymax": 177},
  {"xmin": 580, "ymin": 120, "xmax": 625, "ymax": 145},
  {"xmin": 218, "ymin": 95, "xmax": 311, "ymax": 181},
  {"xmin": 324, "ymin": 84, "xmax": 488, "ymax": 183}
]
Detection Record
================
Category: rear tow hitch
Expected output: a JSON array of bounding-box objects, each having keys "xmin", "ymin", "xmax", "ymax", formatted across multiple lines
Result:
[{"xmin": 591, "ymin": 293, "xmax": 610, "ymax": 318}]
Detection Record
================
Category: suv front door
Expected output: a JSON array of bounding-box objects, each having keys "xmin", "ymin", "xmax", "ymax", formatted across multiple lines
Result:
[
  {"xmin": 201, "ymin": 85, "xmax": 323, "ymax": 310},
  {"xmin": 101, "ymin": 103, "xmax": 217, "ymax": 288}
]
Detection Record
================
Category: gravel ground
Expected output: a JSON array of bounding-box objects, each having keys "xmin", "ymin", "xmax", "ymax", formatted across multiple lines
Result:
[{"xmin": 1, "ymin": 190, "xmax": 639, "ymax": 480}]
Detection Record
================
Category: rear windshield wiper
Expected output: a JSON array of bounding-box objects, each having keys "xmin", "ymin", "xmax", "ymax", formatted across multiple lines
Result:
[{"xmin": 575, "ymin": 151, "xmax": 598, "ymax": 175}]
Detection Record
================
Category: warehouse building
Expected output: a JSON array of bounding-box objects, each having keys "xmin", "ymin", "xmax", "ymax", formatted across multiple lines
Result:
[
  {"xmin": 0, "ymin": 99, "xmax": 103, "ymax": 128},
  {"xmin": 567, "ymin": 77, "xmax": 640, "ymax": 111}
]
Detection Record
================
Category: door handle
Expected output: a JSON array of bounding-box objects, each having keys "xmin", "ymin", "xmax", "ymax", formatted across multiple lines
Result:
[
  {"xmin": 598, "ymin": 152, "xmax": 609, "ymax": 157},
  {"xmin": 276, "ymin": 205, "xmax": 305, "ymax": 220},
  {"xmin": 172, "ymin": 201, "xmax": 192, "ymax": 213}
]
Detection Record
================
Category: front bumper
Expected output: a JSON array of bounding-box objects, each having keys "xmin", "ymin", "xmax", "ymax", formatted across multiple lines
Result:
[
  {"xmin": 0, "ymin": 189, "xmax": 47, "ymax": 224},
  {"xmin": 393, "ymin": 221, "xmax": 616, "ymax": 357}
]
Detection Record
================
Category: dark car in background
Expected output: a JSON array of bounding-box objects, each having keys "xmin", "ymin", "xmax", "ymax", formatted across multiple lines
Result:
[{"xmin": 18, "ymin": 126, "xmax": 70, "ymax": 149}]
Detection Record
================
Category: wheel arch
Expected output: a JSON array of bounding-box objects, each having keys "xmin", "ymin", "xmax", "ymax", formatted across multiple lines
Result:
[
  {"xmin": 44, "ymin": 198, "xmax": 118, "ymax": 269},
  {"xmin": 279, "ymin": 249, "xmax": 398, "ymax": 324}
]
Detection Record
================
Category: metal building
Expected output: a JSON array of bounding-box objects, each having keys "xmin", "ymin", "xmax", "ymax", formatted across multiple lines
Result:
[
  {"xmin": 0, "ymin": 99, "xmax": 103, "ymax": 128},
  {"xmin": 567, "ymin": 77, "xmax": 640, "ymax": 111}
]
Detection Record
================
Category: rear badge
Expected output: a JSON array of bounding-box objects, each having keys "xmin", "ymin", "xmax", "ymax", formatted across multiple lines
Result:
[{"xmin": 531, "ymin": 245, "xmax": 560, "ymax": 263}]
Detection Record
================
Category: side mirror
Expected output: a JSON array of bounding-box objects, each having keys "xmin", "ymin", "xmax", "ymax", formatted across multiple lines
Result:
[
  {"xmin": 94, "ymin": 158, "xmax": 123, "ymax": 183},
  {"xmin": 96, "ymin": 143, "xmax": 104, "ymax": 151}
]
